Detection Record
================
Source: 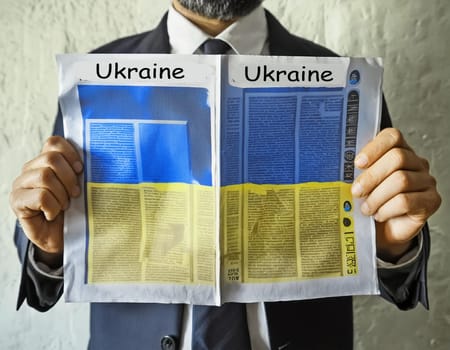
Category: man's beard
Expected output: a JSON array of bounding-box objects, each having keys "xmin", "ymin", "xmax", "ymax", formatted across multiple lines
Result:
[{"xmin": 177, "ymin": 0, "xmax": 263, "ymax": 20}]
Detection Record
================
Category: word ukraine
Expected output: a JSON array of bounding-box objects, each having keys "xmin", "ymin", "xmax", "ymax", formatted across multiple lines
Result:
[
  {"xmin": 96, "ymin": 62, "xmax": 185, "ymax": 80},
  {"xmin": 244, "ymin": 64, "xmax": 334, "ymax": 83}
]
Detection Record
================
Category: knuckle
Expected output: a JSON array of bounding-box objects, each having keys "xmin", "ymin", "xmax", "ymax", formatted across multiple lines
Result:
[
  {"xmin": 397, "ymin": 193, "xmax": 411, "ymax": 211},
  {"xmin": 39, "ymin": 166, "xmax": 55, "ymax": 185},
  {"xmin": 394, "ymin": 171, "xmax": 410, "ymax": 189},
  {"xmin": 43, "ymin": 151, "xmax": 63, "ymax": 168},
  {"xmin": 11, "ymin": 174, "xmax": 22, "ymax": 189},
  {"xmin": 364, "ymin": 169, "xmax": 379, "ymax": 187},
  {"xmin": 390, "ymin": 148, "xmax": 407, "ymax": 167},
  {"xmin": 21, "ymin": 160, "xmax": 31, "ymax": 172},
  {"xmin": 21, "ymin": 157, "xmax": 39, "ymax": 173},
  {"xmin": 421, "ymin": 157, "xmax": 430, "ymax": 170},
  {"xmin": 37, "ymin": 188, "xmax": 51, "ymax": 206},
  {"xmin": 432, "ymin": 192, "xmax": 442, "ymax": 212},
  {"xmin": 44, "ymin": 136, "xmax": 64, "ymax": 149},
  {"xmin": 387, "ymin": 128, "xmax": 402, "ymax": 144},
  {"xmin": 429, "ymin": 174, "xmax": 437, "ymax": 187}
]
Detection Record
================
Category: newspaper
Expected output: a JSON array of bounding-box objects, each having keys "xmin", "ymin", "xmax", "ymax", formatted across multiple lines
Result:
[{"xmin": 57, "ymin": 54, "xmax": 383, "ymax": 305}]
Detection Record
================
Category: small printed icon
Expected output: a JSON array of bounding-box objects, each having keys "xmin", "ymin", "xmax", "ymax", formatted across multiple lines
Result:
[
  {"xmin": 349, "ymin": 70, "xmax": 360, "ymax": 85},
  {"xmin": 343, "ymin": 217, "xmax": 352, "ymax": 227},
  {"xmin": 344, "ymin": 150, "xmax": 355, "ymax": 161},
  {"xmin": 343, "ymin": 201, "xmax": 352, "ymax": 212},
  {"xmin": 344, "ymin": 171, "xmax": 353, "ymax": 182},
  {"xmin": 346, "ymin": 126, "xmax": 357, "ymax": 137},
  {"xmin": 344, "ymin": 162, "xmax": 354, "ymax": 172}
]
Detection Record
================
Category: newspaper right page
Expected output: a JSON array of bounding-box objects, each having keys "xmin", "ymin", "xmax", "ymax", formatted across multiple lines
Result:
[{"xmin": 221, "ymin": 55, "xmax": 382, "ymax": 303}]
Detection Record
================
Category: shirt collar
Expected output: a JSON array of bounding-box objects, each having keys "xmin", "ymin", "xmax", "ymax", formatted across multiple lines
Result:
[{"xmin": 167, "ymin": 4, "xmax": 268, "ymax": 55}]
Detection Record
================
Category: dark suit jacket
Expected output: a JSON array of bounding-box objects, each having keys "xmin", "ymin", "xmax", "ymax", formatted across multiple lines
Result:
[{"xmin": 15, "ymin": 10, "xmax": 430, "ymax": 350}]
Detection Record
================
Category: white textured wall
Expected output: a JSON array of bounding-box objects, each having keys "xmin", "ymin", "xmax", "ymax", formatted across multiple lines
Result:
[{"xmin": 0, "ymin": 0, "xmax": 448, "ymax": 349}]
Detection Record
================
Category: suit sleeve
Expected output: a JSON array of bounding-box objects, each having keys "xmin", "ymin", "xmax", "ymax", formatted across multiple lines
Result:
[
  {"xmin": 377, "ymin": 225, "xmax": 430, "ymax": 310},
  {"xmin": 15, "ymin": 109, "xmax": 65, "ymax": 311},
  {"xmin": 376, "ymin": 98, "xmax": 430, "ymax": 310}
]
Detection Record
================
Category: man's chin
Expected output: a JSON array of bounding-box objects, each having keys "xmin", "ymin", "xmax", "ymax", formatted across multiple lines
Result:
[{"xmin": 176, "ymin": 0, "xmax": 263, "ymax": 21}]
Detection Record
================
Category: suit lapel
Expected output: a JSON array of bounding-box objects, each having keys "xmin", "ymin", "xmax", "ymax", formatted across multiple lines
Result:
[
  {"xmin": 135, "ymin": 13, "xmax": 170, "ymax": 53},
  {"xmin": 265, "ymin": 9, "xmax": 338, "ymax": 58},
  {"xmin": 134, "ymin": 12, "xmax": 171, "ymax": 53},
  {"xmin": 265, "ymin": 10, "xmax": 298, "ymax": 56}
]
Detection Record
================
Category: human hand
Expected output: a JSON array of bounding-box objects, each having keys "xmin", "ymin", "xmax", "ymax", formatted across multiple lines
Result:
[
  {"xmin": 351, "ymin": 128, "xmax": 441, "ymax": 262},
  {"xmin": 10, "ymin": 136, "xmax": 83, "ymax": 265}
]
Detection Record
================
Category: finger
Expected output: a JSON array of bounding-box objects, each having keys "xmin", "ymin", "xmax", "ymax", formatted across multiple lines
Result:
[
  {"xmin": 21, "ymin": 214, "xmax": 64, "ymax": 254},
  {"xmin": 355, "ymin": 128, "xmax": 411, "ymax": 169},
  {"xmin": 33, "ymin": 213, "xmax": 64, "ymax": 254},
  {"xmin": 352, "ymin": 148, "xmax": 426, "ymax": 198},
  {"xmin": 360, "ymin": 170, "xmax": 435, "ymax": 216},
  {"xmin": 372, "ymin": 190, "xmax": 440, "ymax": 224},
  {"xmin": 13, "ymin": 168, "xmax": 70, "ymax": 210},
  {"xmin": 22, "ymin": 151, "xmax": 81, "ymax": 198},
  {"xmin": 11, "ymin": 187, "xmax": 63, "ymax": 221},
  {"xmin": 41, "ymin": 136, "xmax": 83, "ymax": 173}
]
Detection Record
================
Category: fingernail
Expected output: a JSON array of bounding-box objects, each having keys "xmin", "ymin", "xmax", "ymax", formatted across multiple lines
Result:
[
  {"xmin": 72, "ymin": 185, "xmax": 81, "ymax": 197},
  {"xmin": 73, "ymin": 161, "xmax": 83, "ymax": 173},
  {"xmin": 351, "ymin": 182, "xmax": 363, "ymax": 197},
  {"xmin": 355, "ymin": 154, "xmax": 368, "ymax": 168},
  {"xmin": 361, "ymin": 201, "xmax": 370, "ymax": 215}
]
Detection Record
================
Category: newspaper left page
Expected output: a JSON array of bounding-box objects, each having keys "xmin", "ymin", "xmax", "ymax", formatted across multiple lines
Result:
[{"xmin": 58, "ymin": 54, "xmax": 221, "ymax": 304}]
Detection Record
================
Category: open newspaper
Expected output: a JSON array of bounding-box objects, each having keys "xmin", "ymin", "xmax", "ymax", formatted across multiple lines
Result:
[{"xmin": 58, "ymin": 54, "xmax": 383, "ymax": 305}]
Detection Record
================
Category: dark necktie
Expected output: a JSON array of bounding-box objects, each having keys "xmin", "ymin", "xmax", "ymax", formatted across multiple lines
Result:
[
  {"xmin": 199, "ymin": 38, "xmax": 231, "ymax": 54},
  {"xmin": 192, "ymin": 38, "xmax": 250, "ymax": 350},
  {"xmin": 192, "ymin": 303, "xmax": 251, "ymax": 349}
]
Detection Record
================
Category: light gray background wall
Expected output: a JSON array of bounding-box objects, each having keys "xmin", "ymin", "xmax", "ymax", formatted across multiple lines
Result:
[{"xmin": 0, "ymin": 0, "xmax": 448, "ymax": 349}]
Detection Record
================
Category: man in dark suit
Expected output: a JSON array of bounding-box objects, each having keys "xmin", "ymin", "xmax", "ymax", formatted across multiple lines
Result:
[{"xmin": 10, "ymin": 1, "xmax": 441, "ymax": 349}]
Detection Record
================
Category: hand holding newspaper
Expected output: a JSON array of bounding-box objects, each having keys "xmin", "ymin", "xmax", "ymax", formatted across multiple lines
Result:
[{"xmin": 58, "ymin": 54, "xmax": 383, "ymax": 305}]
